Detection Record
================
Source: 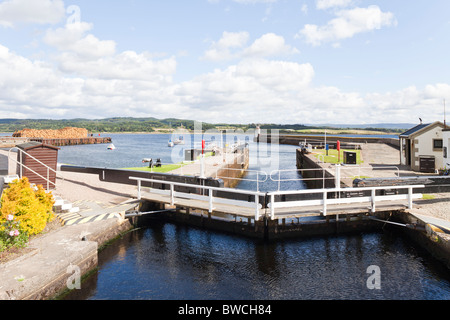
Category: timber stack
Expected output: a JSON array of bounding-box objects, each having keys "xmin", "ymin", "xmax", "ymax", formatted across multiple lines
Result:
[{"xmin": 8, "ymin": 127, "xmax": 111, "ymax": 147}]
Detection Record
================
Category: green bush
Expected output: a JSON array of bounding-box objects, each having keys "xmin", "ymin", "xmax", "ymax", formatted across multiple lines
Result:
[{"xmin": 0, "ymin": 177, "xmax": 55, "ymax": 251}]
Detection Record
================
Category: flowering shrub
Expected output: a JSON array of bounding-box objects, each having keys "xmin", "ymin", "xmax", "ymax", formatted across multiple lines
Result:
[
  {"xmin": 0, "ymin": 177, "xmax": 55, "ymax": 246},
  {"xmin": 0, "ymin": 214, "xmax": 28, "ymax": 251}
]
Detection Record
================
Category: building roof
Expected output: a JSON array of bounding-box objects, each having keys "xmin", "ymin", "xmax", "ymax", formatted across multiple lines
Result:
[
  {"xmin": 16, "ymin": 141, "xmax": 60, "ymax": 151},
  {"xmin": 399, "ymin": 121, "xmax": 445, "ymax": 138}
]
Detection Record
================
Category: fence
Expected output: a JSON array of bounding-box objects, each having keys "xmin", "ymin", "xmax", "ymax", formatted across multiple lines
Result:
[{"xmin": 129, "ymin": 176, "xmax": 424, "ymax": 221}]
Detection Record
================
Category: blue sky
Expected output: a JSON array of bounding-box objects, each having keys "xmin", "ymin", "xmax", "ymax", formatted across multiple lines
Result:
[{"xmin": 0, "ymin": 0, "xmax": 449, "ymax": 125}]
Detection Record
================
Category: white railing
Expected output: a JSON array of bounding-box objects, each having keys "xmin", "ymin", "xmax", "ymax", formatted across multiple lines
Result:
[
  {"xmin": 339, "ymin": 166, "xmax": 401, "ymax": 179},
  {"xmin": 8, "ymin": 147, "xmax": 63, "ymax": 190},
  {"xmin": 270, "ymin": 168, "xmax": 334, "ymax": 190},
  {"xmin": 215, "ymin": 168, "xmax": 268, "ymax": 191},
  {"xmin": 129, "ymin": 176, "xmax": 424, "ymax": 222},
  {"xmin": 270, "ymin": 165, "xmax": 402, "ymax": 191},
  {"xmin": 129, "ymin": 176, "xmax": 265, "ymax": 220},
  {"xmin": 266, "ymin": 185, "xmax": 424, "ymax": 220}
]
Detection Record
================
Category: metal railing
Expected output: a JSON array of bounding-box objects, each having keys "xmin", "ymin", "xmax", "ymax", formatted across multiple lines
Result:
[
  {"xmin": 8, "ymin": 147, "xmax": 63, "ymax": 190},
  {"xmin": 270, "ymin": 168, "xmax": 334, "ymax": 190},
  {"xmin": 339, "ymin": 166, "xmax": 401, "ymax": 179},
  {"xmin": 266, "ymin": 184, "xmax": 424, "ymax": 220},
  {"xmin": 215, "ymin": 167, "xmax": 268, "ymax": 191},
  {"xmin": 270, "ymin": 165, "xmax": 402, "ymax": 191},
  {"xmin": 130, "ymin": 176, "xmax": 265, "ymax": 220},
  {"xmin": 129, "ymin": 176, "xmax": 424, "ymax": 221}
]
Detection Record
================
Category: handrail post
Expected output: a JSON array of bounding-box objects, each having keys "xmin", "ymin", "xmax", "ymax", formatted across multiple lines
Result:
[
  {"xmin": 278, "ymin": 171, "xmax": 281, "ymax": 191},
  {"xmin": 371, "ymin": 189, "xmax": 376, "ymax": 213},
  {"xmin": 408, "ymin": 187, "xmax": 413, "ymax": 209},
  {"xmin": 335, "ymin": 164, "xmax": 341, "ymax": 190},
  {"xmin": 170, "ymin": 183, "xmax": 174, "ymax": 206},
  {"xmin": 137, "ymin": 179, "xmax": 141, "ymax": 200},
  {"xmin": 270, "ymin": 194, "xmax": 275, "ymax": 220},
  {"xmin": 322, "ymin": 168, "xmax": 325, "ymax": 189},
  {"xmin": 209, "ymin": 188, "xmax": 213, "ymax": 213},
  {"xmin": 255, "ymin": 194, "xmax": 260, "ymax": 221},
  {"xmin": 322, "ymin": 190, "xmax": 327, "ymax": 216},
  {"xmin": 256, "ymin": 171, "xmax": 259, "ymax": 192}
]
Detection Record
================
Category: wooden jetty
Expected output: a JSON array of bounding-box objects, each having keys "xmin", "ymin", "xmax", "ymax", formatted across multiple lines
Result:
[
  {"xmin": 0, "ymin": 136, "xmax": 111, "ymax": 148},
  {"xmin": 29, "ymin": 137, "xmax": 112, "ymax": 147}
]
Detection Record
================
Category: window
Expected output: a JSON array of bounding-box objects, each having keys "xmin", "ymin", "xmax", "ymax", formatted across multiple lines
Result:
[{"xmin": 433, "ymin": 139, "xmax": 443, "ymax": 150}]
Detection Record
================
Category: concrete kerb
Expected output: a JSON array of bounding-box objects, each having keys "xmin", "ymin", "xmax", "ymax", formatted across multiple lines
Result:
[{"xmin": 0, "ymin": 216, "xmax": 133, "ymax": 300}]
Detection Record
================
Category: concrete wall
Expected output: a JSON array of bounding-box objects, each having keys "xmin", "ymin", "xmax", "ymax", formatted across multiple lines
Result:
[
  {"xmin": 216, "ymin": 147, "xmax": 249, "ymax": 188},
  {"xmin": 296, "ymin": 148, "xmax": 336, "ymax": 189},
  {"xmin": 259, "ymin": 134, "xmax": 400, "ymax": 149}
]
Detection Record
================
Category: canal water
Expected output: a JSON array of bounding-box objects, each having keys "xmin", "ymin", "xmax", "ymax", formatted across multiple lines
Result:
[{"xmin": 58, "ymin": 133, "xmax": 450, "ymax": 300}]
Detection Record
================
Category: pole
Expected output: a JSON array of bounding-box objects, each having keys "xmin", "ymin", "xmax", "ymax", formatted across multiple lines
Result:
[
  {"xmin": 444, "ymin": 99, "xmax": 447, "ymax": 129},
  {"xmin": 200, "ymin": 139, "xmax": 205, "ymax": 178}
]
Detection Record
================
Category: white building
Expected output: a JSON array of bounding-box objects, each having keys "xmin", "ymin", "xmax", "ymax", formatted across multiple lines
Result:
[
  {"xmin": 443, "ymin": 128, "xmax": 450, "ymax": 170},
  {"xmin": 399, "ymin": 121, "xmax": 446, "ymax": 172}
]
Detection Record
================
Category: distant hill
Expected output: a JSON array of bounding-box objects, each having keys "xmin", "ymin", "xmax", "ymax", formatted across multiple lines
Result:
[
  {"xmin": 0, "ymin": 117, "xmax": 412, "ymax": 134},
  {"xmin": 310, "ymin": 123, "xmax": 416, "ymax": 130}
]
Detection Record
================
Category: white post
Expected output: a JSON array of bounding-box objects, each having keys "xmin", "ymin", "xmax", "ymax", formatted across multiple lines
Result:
[
  {"xmin": 209, "ymin": 188, "xmax": 213, "ymax": 213},
  {"xmin": 322, "ymin": 190, "xmax": 327, "ymax": 216},
  {"xmin": 270, "ymin": 194, "xmax": 275, "ymax": 220},
  {"xmin": 170, "ymin": 183, "xmax": 174, "ymax": 206},
  {"xmin": 335, "ymin": 164, "xmax": 341, "ymax": 190},
  {"xmin": 255, "ymin": 194, "xmax": 260, "ymax": 221},
  {"xmin": 137, "ymin": 180, "xmax": 141, "ymax": 200},
  {"xmin": 200, "ymin": 154, "xmax": 205, "ymax": 178},
  {"xmin": 278, "ymin": 171, "xmax": 281, "ymax": 191},
  {"xmin": 408, "ymin": 187, "xmax": 413, "ymax": 209},
  {"xmin": 256, "ymin": 171, "xmax": 259, "ymax": 192},
  {"xmin": 371, "ymin": 189, "xmax": 376, "ymax": 213}
]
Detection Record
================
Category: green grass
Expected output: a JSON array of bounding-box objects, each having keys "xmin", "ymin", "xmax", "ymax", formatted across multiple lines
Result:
[
  {"xmin": 313, "ymin": 149, "xmax": 363, "ymax": 165},
  {"xmin": 122, "ymin": 152, "xmax": 214, "ymax": 173},
  {"xmin": 123, "ymin": 163, "xmax": 186, "ymax": 173}
]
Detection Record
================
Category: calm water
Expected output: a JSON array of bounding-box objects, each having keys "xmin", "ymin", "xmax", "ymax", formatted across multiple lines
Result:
[
  {"xmin": 64, "ymin": 224, "xmax": 450, "ymax": 300},
  {"xmin": 58, "ymin": 133, "xmax": 450, "ymax": 300}
]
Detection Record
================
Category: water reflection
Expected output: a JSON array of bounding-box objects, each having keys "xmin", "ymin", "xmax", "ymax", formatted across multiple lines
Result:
[{"xmin": 63, "ymin": 221, "xmax": 450, "ymax": 300}]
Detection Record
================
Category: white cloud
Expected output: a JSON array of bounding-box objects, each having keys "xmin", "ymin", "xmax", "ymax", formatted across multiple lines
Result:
[
  {"xmin": 203, "ymin": 31, "xmax": 249, "ymax": 61},
  {"xmin": 0, "ymin": 0, "xmax": 65, "ymax": 27},
  {"xmin": 203, "ymin": 32, "xmax": 299, "ymax": 61},
  {"xmin": 44, "ymin": 22, "xmax": 116, "ymax": 59},
  {"xmin": 297, "ymin": 5, "xmax": 397, "ymax": 46},
  {"xmin": 56, "ymin": 51, "xmax": 177, "ymax": 83},
  {"xmin": 316, "ymin": 0, "xmax": 353, "ymax": 10},
  {"xmin": 1, "ymin": 38, "xmax": 449, "ymax": 124},
  {"xmin": 243, "ymin": 33, "xmax": 300, "ymax": 57},
  {"xmin": 232, "ymin": 0, "xmax": 277, "ymax": 3}
]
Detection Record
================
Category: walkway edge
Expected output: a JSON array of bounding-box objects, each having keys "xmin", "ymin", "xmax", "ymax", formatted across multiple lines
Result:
[{"xmin": 0, "ymin": 217, "xmax": 133, "ymax": 300}]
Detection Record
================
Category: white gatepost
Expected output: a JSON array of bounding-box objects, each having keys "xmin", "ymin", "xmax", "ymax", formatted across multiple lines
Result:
[
  {"xmin": 335, "ymin": 164, "xmax": 341, "ymax": 190},
  {"xmin": 408, "ymin": 187, "xmax": 413, "ymax": 209},
  {"xmin": 371, "ymin": 189, "xmax": 376, "ymax": 213},
  {"xmin": 255, "ymin": 195, "xmax": 260, "ymax": 221},
  {"xmin": 209, "ymin": 189, "xmax": 213, "ymax": 213},
  {"xmin": 270, "ymin": 194, "xmax": 275, "ymax": 220},
  {"xmin": 137, "ymin": 180, "xmax": 141, "ymax": 200},
  {"xmin": 170, "ymin": 183, "xmax": 174, "ymax": 206}
]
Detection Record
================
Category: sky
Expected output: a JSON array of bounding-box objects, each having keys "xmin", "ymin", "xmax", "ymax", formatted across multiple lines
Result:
[{"xmin": 0, "ymin": 0, "xmax": 449, "ymax": 125}]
